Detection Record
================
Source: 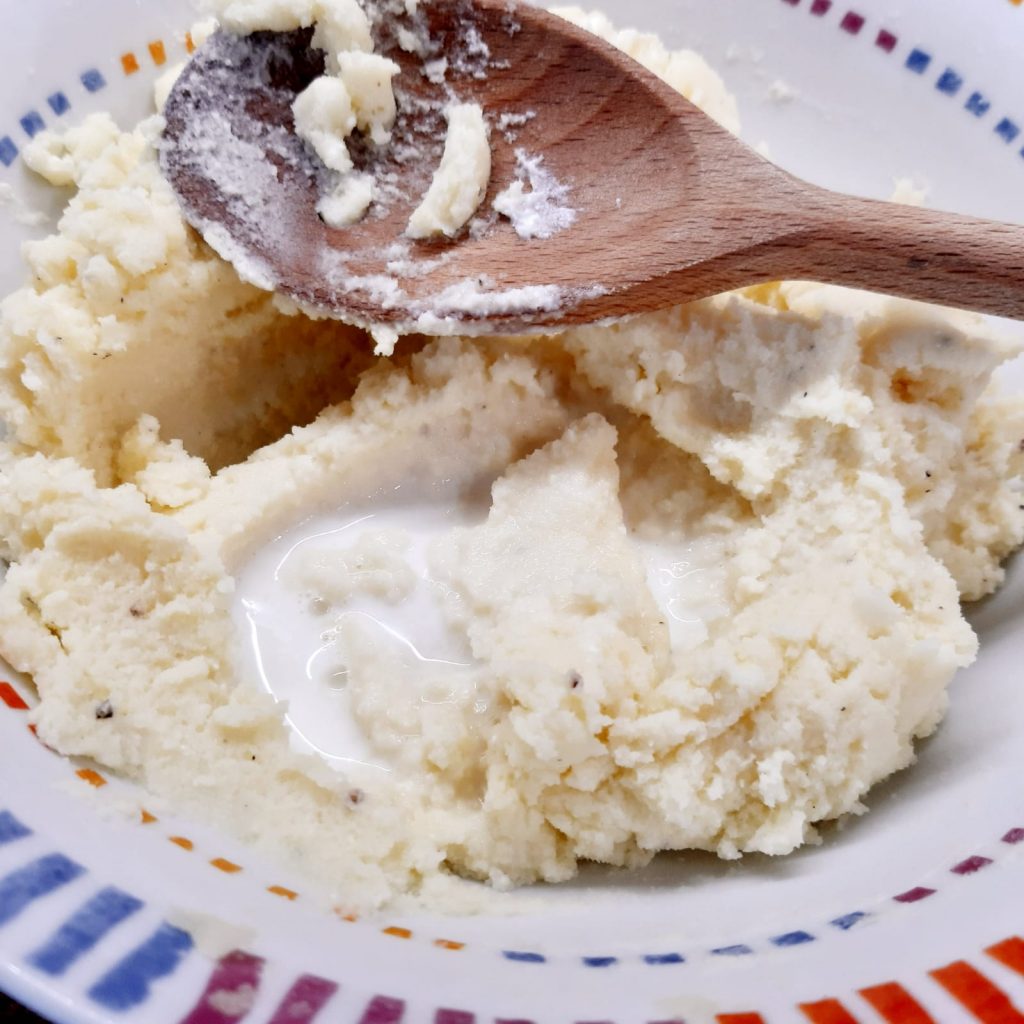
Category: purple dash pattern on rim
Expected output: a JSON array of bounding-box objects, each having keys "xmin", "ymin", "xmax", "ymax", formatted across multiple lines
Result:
[
  {"xmin": 4, "ymin": 657, "xmax": 1024, "ymax": 977},
  {"xmin": 780, "ymin": 0, "xmax": 1024, "ymax": 160},
  {"xmin": 0, "ymin": 760, "xmax": 1021, "ymax": 1012},
  {"xmin": 0, "ymin": 5, "xmax": 1021, "ymax": 1008},
  {"xmin": 2, "ymin": 801, "xmax": 1024, "ymax": 984},
  {"xmin": 0, "ymin": 8, "xmax": 1022, "ymax": 169}
]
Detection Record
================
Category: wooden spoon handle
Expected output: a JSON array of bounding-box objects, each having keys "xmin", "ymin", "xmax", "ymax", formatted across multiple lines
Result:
[{"xmin": 776, "ymin": 188, "xmax": 1024, "ymax": 319}]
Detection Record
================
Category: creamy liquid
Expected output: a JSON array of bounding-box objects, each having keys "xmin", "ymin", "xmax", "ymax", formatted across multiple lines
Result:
[
  {"xmin": 640, "ymin": 540, "xmax": 727, "ymax": 652},
  {"xmin": 234, "ymin": 492, "xmax": 722, "ymax": 772},
  {"xmin": 234, "ymin": 496, "xmax": 479, "ymax": 773}
]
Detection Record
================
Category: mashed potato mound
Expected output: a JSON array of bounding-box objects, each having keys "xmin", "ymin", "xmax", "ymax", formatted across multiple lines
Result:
[{"xmin": 0, "ymin": 9, "xmax": 1022, "ymax": 909}]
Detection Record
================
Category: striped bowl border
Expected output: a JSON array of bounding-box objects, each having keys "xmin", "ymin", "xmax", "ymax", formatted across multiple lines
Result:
[{"xmin": 2, "ymin": 5, "xmax": 1024, "ymax": 1022}]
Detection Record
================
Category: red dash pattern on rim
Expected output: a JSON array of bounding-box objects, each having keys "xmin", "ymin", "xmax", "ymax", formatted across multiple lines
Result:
[
  {"xmin": 0, "ymin": 682, "xmax": 305, "ymax": 907},
  {"xmin": 1, "ymin": 6, "xmax": 1024, "ymax": 173},
  {"xmin": 1, "ymin": 685, "xmax": 1023, "ymax": 971},
  {"xmin": 0, "ymin": 9, "xmax": 1021, "ymax": 1024}
]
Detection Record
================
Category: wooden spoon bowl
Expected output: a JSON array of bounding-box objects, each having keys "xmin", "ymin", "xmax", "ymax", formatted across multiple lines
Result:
[{"xmin": 161, "ymin": 0, "xmax": 1024, "ymax": 333}]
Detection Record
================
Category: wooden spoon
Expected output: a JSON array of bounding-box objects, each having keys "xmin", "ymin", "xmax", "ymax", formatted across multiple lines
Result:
[{"xmin": 160, "ymin": 0, "xmax": 1024, "ymax": 335}]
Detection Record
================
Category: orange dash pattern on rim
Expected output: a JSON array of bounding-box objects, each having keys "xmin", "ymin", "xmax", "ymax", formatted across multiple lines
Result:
[
  {"xmin": 74, "ymin": 768, "xmax": 106, "ymax": 789},
  {"xmin": 267, "ymin": 885, "xmax": 298, "ymax": 901},
  {"xmin": 210, "ymin": 857, "xmax": 243, "ymax": 874},
  {"xmin": 0, "ymin": 11, "xmax": 1019, "ymax": 1021}
]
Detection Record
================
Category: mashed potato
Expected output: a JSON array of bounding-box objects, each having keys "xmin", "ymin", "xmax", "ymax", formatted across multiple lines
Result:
[{"xmin": 0, "ymin": 6, "xmax": 1021, "ymax": 909}]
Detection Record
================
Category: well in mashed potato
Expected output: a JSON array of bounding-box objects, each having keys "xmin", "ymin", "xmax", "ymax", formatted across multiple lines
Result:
[{"xmin": 0, "ymin": 5, "xmax": 1022, "ymax": 910}]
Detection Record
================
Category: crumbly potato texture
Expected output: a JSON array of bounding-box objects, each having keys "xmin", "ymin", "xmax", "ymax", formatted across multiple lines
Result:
[{"xmin": 0, "ymin": 8, "xmax": 1021, "ymax": 909}]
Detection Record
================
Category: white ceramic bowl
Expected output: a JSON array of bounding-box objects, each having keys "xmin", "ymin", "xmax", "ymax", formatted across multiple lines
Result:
[{"xmin": 1, "ymin": 1, "xmax": 1023, "ymax": 1022}]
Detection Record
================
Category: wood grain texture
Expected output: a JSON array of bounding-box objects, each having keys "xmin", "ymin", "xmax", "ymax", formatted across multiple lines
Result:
[{"xmin": 162, "ymin": 0, "xmax": 1024, "ymax": 331}]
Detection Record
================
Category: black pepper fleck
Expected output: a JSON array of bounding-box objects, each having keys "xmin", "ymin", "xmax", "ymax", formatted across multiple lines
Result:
[
  {"xmin": 347, "ymin": 788, "xmax": 365, "ymax": 807},
  {"xmin": 568, "ymin": 671, "xmax": 582, "ymax": 690},
  {"xmin": 94, "ymin": 700, "xmax": 114, "ymax": 720}
]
